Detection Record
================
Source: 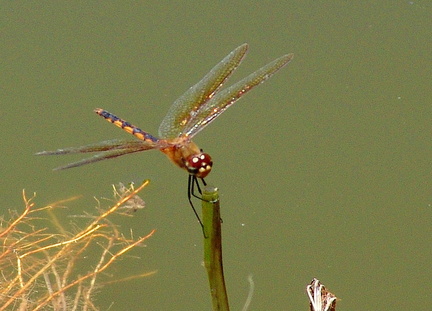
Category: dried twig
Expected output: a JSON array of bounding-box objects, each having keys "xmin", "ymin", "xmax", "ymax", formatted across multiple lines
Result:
[{"xmin": 0, "ymin": 180, "xmax": 154, "ymax": 310}]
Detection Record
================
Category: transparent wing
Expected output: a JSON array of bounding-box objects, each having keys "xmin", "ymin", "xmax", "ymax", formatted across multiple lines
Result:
[
  {"xmin": 158, "ymin": 43, "xmax": 249, "ymax": 139},
  {"xmin": 35, "ymin": 139, "xmax": 158, "ymax": 170},
  {"xmin": 182, "ymin": 53, "xmax": 294, "ymax": 138}
]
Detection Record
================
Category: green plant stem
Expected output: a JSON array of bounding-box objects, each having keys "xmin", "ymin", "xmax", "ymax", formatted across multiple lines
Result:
[{"xmin": 202, "ymin": 187, "xmax": 229, "ymax": 311}]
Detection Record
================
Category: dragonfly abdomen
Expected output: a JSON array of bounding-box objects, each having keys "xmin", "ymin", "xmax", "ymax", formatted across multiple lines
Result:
[{"xmin": 94, "ymin": 108, "xmax": 159, "ymax": 143}]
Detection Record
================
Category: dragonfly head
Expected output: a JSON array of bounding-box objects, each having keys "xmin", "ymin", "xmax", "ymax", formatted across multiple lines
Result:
[{"xmin": 185, "ymin": 153, "xmax": 213, "ymax": 178}]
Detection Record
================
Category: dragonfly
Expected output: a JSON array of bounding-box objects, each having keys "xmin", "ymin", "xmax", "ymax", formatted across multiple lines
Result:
[{"xmin": 36, "ymin": 43, "xmax": 294, "ymax": 229}]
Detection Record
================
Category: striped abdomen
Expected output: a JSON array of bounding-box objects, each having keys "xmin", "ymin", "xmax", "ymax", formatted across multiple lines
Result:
[{"xmin": 94, "ymin": 108, "xmax": 159, "ymax": 143}]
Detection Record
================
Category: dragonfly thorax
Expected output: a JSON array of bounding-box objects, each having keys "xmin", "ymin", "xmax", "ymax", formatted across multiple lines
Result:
[{"xmin": 185, "ymin": 153, "xmax": 213, "ymax": 178}]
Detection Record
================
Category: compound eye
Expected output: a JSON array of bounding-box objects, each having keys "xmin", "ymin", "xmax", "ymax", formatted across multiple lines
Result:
[{"xmin": 185, "ymin": 153, "xmax": 213, "ymax": 178}]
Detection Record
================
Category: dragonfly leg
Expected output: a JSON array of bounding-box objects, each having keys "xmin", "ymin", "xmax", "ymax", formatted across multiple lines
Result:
[
  {"xmin": 190, "ymin": 176, "xmax": 210, "ymax": 200},
  {"xmin": 187, "ymin": 175, "xmax": 205, "ymax": 234}
]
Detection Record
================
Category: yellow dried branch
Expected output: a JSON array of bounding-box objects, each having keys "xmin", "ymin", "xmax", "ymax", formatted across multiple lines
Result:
[{"xmin": 0, "ymin": 180, "xmax": 154, "ymax": 310}]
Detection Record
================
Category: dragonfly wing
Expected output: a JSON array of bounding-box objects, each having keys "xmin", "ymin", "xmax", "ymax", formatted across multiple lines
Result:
[
  {"xmin": 183, "ymin": 53, "xmax": 294, "ymax": 138},
  {"xmin": 36, "ymin": 139, "xmax": 159, "ymax": 170},
  {"xmin": 51, "ymin": 148, "xmax": 152, "ymax": 170},
  {"xmin": 158, "ymin": 44, "xmax": 249, "ymax": 139},
  {"xmin": 35, "ymin": 139, "xmax": 155, "ymax": 155}
]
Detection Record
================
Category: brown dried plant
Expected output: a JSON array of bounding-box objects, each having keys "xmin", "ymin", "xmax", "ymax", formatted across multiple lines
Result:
[{"xmin": 0, "ymin": 180, "xmax": 155, "ymax": 310}]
